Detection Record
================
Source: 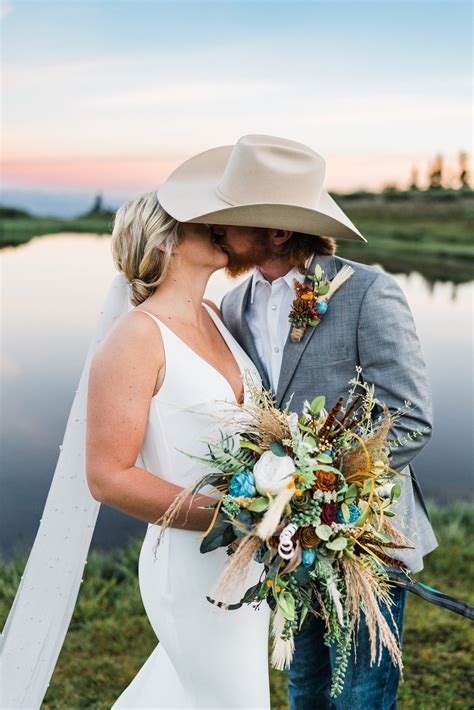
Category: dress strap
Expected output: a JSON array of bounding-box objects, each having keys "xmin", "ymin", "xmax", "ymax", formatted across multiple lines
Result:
[{"xmin": 137, "ymin": 310, "xmax": 164, "ymax": 329}]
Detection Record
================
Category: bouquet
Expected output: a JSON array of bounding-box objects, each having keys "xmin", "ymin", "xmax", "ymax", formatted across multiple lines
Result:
[{"xmin": 156, "ymin": 368, "xmax": 416, "ymax": 697}]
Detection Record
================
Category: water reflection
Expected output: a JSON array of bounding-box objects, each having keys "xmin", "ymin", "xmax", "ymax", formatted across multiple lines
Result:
[{"xmin": 1, "ymin": 234, "xmax": 472, "ymax": 556}]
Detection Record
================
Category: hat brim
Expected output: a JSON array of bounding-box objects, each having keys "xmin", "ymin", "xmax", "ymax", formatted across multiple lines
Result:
[{"xmin": 157, "ymin": 145, "xmax": 367, "ymax": 243}]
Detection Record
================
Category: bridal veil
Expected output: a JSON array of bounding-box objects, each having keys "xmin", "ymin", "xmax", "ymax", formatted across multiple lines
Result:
[{"xmin": 0, "ymin": 272, "xmax": 137, "ymax": 708}]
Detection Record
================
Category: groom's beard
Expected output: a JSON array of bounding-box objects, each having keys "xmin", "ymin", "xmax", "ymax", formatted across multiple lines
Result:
[{"xmin": 222, "ymin": 235, "xmax": 274, "ymax": 278}]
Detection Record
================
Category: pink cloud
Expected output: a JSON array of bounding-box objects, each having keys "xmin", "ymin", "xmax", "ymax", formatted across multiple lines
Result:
[{"xmin": 1, "ymin": 156, "xmax": 185, "ymax": 192}]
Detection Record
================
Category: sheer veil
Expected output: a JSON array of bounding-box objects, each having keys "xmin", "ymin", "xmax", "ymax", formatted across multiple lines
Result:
[{"xmin": 0, "ymin": 271, "xmax": 138, "ymax": 709}]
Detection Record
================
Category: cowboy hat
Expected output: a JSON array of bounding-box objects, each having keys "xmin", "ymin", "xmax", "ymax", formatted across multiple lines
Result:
[{"xmin": 157, "ymin": 134, "xmax": 366, "ymax": 242}]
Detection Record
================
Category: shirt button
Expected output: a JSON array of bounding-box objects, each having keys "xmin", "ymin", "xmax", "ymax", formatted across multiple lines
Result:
[
  {"xmin": 271, "ymin": 304, "xmax": 277, "ymax": 310},
  {"xmin": 274, "ymin": 347, "xmax": 280, "ymax": 353}
]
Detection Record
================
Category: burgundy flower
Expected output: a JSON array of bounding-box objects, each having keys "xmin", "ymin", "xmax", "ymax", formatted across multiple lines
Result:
[{"xmin": 321, "ymin": 502, "xmax": 339, "ymax": 525}]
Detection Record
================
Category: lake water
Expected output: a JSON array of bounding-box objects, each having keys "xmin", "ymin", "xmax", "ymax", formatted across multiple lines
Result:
[{"xmin": 1, "ymin": 234, "xmax": 473, "ymax": 557}]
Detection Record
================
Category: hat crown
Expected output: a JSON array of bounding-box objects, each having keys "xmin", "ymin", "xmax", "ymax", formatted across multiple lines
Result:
[{"xmin": 217, "ymin": 134, "xmax": 326, "ymax": 208}]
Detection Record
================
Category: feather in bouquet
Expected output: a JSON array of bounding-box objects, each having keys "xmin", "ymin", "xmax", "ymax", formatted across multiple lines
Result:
[{"xmin": 155, "ymin": 368, "xmax": 416, "ymax": 698}]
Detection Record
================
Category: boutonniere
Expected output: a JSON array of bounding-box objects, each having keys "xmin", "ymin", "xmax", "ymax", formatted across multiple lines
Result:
[{"xmin": 289, "ymin": 263, "xmax": 354, "ymax": 342}]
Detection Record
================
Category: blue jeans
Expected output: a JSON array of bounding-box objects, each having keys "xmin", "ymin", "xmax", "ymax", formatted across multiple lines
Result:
[{"xmin": 287, "ymin": 586, "xmax": 408, "ymax": 710}]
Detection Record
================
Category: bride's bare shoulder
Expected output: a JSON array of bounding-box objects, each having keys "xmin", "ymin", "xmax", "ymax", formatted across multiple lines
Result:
[
  {"xmin": 101, "ymin": 308, "xmax": 163, "ymax": 348},
  {"xmin": 90, "ymin": 308, "xmax": 164, "ymax": 379}
]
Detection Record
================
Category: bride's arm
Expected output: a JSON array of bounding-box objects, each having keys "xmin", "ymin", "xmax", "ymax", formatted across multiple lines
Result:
[{"xmin": 85, "ymin": 310, "xmax": 216, "ymax": 531}]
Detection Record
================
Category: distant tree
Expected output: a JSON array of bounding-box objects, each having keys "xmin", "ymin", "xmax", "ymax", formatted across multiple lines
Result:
[
  {"xmin": 409, "ymin": 166, "xmax": 420, "ymax": 191},
  {"xmin": 428, "ymin": 153, "xmax": 443, "ymax": 189},
  {"xmin": 458, "ymin": 151, "xmax": 471, "ymax": 189},
  {"xmin": 381, "ymin": 183, "xmax": 407, "ymax": 200},
  {"xmin": 0, "ymin": 206, "xmax": 32, "ymax": 219},
  {"xmin": 80, "ymin": 193, "xmax": 114, "ymax": 219},
  {"xmin": 90, "ymin": 193, "xmax": 103, "ymax": 213}
]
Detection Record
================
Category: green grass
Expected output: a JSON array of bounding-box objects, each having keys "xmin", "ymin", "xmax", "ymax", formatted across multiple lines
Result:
[
  {"xmin": 1, "ymin": 501, "xmax": 473, "ymax": 709},
  {"xmin": 334, "ymin": 195, "xmax": 474, "ymax": 284},
  {"xmin": 0, "ymin": 216, "xmax": 113, "ymax": 246}
]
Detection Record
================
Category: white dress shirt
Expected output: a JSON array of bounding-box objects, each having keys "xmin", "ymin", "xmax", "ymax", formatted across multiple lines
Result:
[{"xmin": 245, "ymin": 267, "xmax": 305, "ymax": 392}]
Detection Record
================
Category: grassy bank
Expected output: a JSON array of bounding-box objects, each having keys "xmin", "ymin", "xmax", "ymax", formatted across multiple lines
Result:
[
  {"xmin": 335, "ymin": 196, "xmax": 474, "ymax": 284},
  {"xmin": 1, "ymin": 194, "xmax": 473, "ymax": 284},
  {"xmin": 0, "ymin": 215, "xmax": 113, "ymax": 246},
  {"xmin": 1, "ymin": 501, "xmax": 473, "ymax": 709}
]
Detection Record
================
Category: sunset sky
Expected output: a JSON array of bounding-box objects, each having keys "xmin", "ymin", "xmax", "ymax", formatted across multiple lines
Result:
[{"xmin": 2, "ymin": 0, "xmax": 472, "ymax": 212}]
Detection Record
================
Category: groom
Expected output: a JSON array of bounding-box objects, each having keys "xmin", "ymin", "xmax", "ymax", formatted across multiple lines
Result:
[
  {"xmin": 218, "ymin": 224, "xmax": 438, "ymax": 709},
  {"xmin": 157, "ymin": 133, "xmax": 438, "ymax": 709}
]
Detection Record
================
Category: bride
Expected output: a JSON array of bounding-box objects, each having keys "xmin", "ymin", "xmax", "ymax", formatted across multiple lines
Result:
[
  {"xmin": 88, "ymin": 191, "xmax": 270, "ymax": 708},
  {"xmin": 0, "ymin": 188, "xmax": 271, "ymax": 710}
]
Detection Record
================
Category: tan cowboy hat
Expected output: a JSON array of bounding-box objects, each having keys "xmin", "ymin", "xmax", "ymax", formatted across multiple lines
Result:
[{"xmin": 157, "ymin": 134, "xmax": 366, "ymax": 242}]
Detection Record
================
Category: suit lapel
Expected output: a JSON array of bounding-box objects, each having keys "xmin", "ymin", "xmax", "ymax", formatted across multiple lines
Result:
[
  {"xmin": 275, "ymin": 254, "xmax": 338, "ymax": 408},
  {"xmin": 232, "ymin": 277, "xmax": 272, "ymax": 392}
]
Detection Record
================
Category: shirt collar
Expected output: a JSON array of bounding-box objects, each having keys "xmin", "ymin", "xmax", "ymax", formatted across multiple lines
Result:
[{"xmin": 249, "ymin": 266, "xmax": 305, "ymax": 305}]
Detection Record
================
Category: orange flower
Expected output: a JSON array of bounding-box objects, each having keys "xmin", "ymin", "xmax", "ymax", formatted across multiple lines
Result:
[
  {"xmin": 301, "ymin": 292, "xmax": 315, "ymax": 301},
  {"xmin": 315, "ymin": 469, "xmax": 337, "ymax": 491}
]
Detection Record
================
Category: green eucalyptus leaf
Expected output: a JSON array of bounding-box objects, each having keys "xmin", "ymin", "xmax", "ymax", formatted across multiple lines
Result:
[
  {"xmin": 390, "ymin": 482, "xmax": 402, "ymax": 501},
  {"xmin": 308, "ymin": 319, "xmax": 321, "ymax": 327},
  {"xmin": 355, "ymin": 503, "xmax": 372, "ymax": 527},
  {"xmin": 248, "ymin": 496, "xmax": 270, "ymax": 512},
  {"xmin": 361, "ymin": 479, "xmax": 374, "ymax": 497},
  {"xmin": 310, "ymin": 396, "xmax": 325, "ymax": 413},
  {"xmin": 326, "ymin": 536, "xmax": 348, "ymax": 551},
  {"xmin": 341, "ymin": 502, "xmax": 350, "ymax": 522},
  {"xmin": 315, "ymin": 524, "xmax": 332, "ymax": 541},
  {"xmin": 345, "ymin": 483, "xmax": 359, "ymax": 499},
  {"xmin": 200, "ymin": 518, "xmax": 232, "ymax": 553},
  {"xmin": 292, "ymin": 564, "xmax": 311, "ymax": 585},
  {"xmin": 318, "ymin": 283, "xmax": 330, "ymax": 296},
  {"xmin": 314, "ymin": 464, "xmax": 341, "ymax": 474},
  {"xmin": 314, "ymin": 264, "xmax": 323, "ymax": 280},
  {"xmin": 316, "ymin": 453, "xmax": 332, "ymax": 464},
  {"xmin": 269, "ymin": 441, "xmax": 287, "ymax": 457}
]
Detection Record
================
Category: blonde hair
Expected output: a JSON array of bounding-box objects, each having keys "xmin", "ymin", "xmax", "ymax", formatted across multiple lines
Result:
[{"xmin": 111, "ymin": 191, "xmax": 181, "ymax": 306}]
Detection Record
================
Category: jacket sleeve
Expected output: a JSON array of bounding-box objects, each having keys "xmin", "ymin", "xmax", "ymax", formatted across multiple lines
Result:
[{"xmin": 356, "ymin": 271, "xmax": 433, "ymax": 473}]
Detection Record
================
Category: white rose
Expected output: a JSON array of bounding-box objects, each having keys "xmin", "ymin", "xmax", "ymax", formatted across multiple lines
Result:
[{"xmin": 253, "ymin": 450, "xmax": 295, "ymax": 496}]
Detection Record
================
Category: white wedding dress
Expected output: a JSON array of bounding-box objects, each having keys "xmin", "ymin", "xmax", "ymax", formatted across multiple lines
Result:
[{"xmin": 112, "ymin": 304, "xmax": 271, "ymax": 710}]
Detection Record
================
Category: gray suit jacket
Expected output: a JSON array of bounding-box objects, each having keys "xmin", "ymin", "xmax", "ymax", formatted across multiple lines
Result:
[{"xmin": 221, "ymin": 253, "xmax": 438, "ymax": 573}]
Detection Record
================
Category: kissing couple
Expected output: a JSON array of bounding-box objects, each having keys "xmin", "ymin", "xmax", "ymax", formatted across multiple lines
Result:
[{"xmin": 1, "ymin": 134, "xmax": 437, "ymax": 710}]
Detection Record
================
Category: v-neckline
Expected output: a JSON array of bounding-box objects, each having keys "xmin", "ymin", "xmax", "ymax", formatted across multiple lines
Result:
[{"xmin": 139, "ymin": 305, "xmax": 245, "ymax": 405}]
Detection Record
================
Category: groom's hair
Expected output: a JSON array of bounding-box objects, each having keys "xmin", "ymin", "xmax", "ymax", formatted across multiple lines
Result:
[{"xmin": 282, "ymin": 232, "xmax": 336, "ymax": 270}]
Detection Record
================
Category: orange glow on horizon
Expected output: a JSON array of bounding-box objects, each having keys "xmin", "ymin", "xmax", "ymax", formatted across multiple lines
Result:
[{"xmin": 1, "ymin": 152, "xmax": 468, "ymax": 194}]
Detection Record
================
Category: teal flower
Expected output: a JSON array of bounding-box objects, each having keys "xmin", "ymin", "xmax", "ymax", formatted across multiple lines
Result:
[
  {"xmin": 229, "ymin": 471, "xmax": 257, "ymax": 498},
  {"xmin": 337, "ymin": 502, "xmax": 360, "ymax": 524},
  {"xmin": 301, "ymin": 548, "xmax": 317, "ymax": 568}
]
